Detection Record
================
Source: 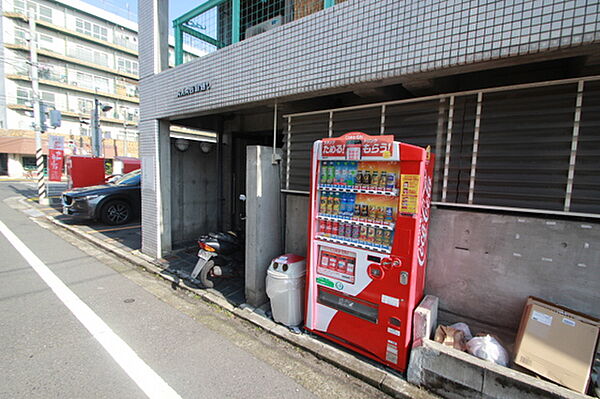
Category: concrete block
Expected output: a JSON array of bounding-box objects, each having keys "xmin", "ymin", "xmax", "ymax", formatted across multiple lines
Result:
[{"xmin": 413, "ymin": 295, "xmax": 439, "ymax": 347}]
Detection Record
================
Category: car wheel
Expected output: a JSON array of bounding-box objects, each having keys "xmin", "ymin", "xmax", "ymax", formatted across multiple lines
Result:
[{"xmin": 101, "ymin": 200, "xmax": 131, "ymax": 225}]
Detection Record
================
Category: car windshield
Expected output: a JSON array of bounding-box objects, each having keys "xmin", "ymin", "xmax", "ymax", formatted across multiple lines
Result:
[{"xmin": 113, "ymin": 169, "xmax": 141, "ymax": 186}]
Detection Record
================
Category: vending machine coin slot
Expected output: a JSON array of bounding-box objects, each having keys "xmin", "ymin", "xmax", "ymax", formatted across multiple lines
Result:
[{"xmin": 400, "ymin": 271, "xmax": 409, "ymax": 285}]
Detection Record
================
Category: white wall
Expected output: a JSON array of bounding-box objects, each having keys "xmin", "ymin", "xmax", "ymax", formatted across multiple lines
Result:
[{"xmin": 7, "ymin": 154, "xmax": 24, "ymax": 177}]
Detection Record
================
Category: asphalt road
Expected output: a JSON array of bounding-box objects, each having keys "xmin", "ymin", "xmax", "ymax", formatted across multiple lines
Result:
[{"xmin": 0, "ymin": 181, "xmax": 391, "ymax": 399}]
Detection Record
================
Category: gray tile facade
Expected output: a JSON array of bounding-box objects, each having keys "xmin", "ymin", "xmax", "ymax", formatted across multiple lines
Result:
[{"xmin": 142, "ymin": 0, "xmax": 600, "ymax": 121}]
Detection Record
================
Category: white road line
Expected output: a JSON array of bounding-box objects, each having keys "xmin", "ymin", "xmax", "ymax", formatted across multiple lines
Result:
[{"xmin": 0, "ymin": 220, "xmax": 182, "ymax": 399}]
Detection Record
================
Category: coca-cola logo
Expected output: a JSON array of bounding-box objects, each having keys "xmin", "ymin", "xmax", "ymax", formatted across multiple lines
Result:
[{"xmin": 417, "ymin": 176, "xmax": 432, "ymax": 267}]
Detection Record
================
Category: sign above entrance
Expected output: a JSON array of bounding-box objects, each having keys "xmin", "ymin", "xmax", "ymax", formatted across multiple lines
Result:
[{"xmin": 177, "ymin": 82, "xmax": 211, "ymax": 98}]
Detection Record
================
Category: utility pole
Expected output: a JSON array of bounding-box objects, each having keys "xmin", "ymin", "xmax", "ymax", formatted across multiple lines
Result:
[
  {"xmin": 91, "ymin": 98, "xmax": 112, "ymax": 157},
  {"xmin": 91, "ymin": 98, "xmax": 101, "ymax": 157},
  {"xmin": 29, "ymin": 11, "xmax": 48, "ymax": 205}
]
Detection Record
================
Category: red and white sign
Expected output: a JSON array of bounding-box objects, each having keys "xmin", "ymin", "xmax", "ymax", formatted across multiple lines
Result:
[
  {"xmin": 48, "ymin": 135, "xmax": 64, "ymax": 182},
  {"xmin": 321, "ymin": 132, "xmax": 394, "ymax": 159}
]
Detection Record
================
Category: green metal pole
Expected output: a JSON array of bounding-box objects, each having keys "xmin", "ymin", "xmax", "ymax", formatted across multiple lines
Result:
[
  {"xmin": 324, "ymin": 0, "xmax": 335, "ymax": 8},
  {"xmin": 174, "ymin": 23, "xmax": 183, "ymax": 65},
  {"xmin": 231, "ymin": 0, "xmax": 240, "ymax": 44}
]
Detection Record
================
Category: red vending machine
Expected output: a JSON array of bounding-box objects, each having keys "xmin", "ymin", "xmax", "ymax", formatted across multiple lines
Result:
[{"xmin": 305, "ymin": 132, "xmax": 434, "ymax": 372}]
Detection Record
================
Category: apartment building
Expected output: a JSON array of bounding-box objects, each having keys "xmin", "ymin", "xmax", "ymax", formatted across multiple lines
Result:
[{"xmin": 0, "ymin": 0, "xmax": 204, "ymax": 177}]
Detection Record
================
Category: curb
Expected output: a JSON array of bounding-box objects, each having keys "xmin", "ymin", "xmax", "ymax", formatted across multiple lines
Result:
[{"xmin": 31, "ymin": 200, "xmax": 437, "ymax": 399}]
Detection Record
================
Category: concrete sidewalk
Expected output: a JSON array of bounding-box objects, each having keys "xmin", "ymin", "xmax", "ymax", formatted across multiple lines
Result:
[{"xmin": 20, "ymin": 195, "xmax": 438, "ymax": 399}]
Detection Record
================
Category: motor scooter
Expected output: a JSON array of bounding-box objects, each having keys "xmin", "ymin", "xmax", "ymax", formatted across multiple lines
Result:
[{"xmin": 190, "ymin": 231, "xmax": 243, "ymax": 288}]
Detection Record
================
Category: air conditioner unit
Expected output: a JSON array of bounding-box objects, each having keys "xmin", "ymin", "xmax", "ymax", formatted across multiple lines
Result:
[{"xmin": 245, "ymin": 15, "xmax": 283, "ymax": 38}]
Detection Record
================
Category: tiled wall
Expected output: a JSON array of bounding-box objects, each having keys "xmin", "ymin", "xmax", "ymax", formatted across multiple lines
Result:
[{"xmin": 141, "ymin": 0, "xmax": 600, "ymax": 121}]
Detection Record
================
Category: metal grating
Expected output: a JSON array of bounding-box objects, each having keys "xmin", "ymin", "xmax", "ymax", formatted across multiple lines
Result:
[
  {"xmin": 283, "ymin": 77, "xmax": 600, "ymax": 218},
  {"xmin": 331, "ymin": 108, "xmax": 380, "ymax": 137},
  {"xmin": 571, "ymin": 81, "xmax": 600, "ymax": 214},
  {"xmin": 476, "ymin": 85, "xmax": 576, "ymax": 211},
  {"xmin": 284, "ymin": 113, "xmax": 330, "ymax": 192}
]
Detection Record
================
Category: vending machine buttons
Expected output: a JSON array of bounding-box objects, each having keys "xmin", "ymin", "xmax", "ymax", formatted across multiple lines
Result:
[{"xmin": 367, "ymin": 264, "xmax": 384, "ymax": 280}]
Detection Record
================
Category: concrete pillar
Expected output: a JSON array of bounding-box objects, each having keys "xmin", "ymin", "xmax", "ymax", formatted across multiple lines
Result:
[
  {"xmin": 245, "ymin": 146, "xmax": 283, "ymax": 307},
  {"xmin": 7, "ymin": 154, "xmax": 24, "ymax": 178},
  {"xmin": 138, "ymin": 0, "xmax": 169, "ymax": 78},
  {"xmin": 140, "ymin": 119, "xmax": 171, "ymax": 258}
]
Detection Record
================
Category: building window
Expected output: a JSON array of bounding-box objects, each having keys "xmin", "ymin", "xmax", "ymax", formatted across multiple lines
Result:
[
  {"xmin": 76, "ymin": 18, "xmax": 108, "ymax": 41},
  {"xmin": 78, "ymin": 98, "xmax": 93, "ymax": 114},
  {"xmin": 70, "ymin": 45, "xmax": 108, "ymax": 67},
  {"xmin": 14, "ymin": 28, "xmax": 27, "ymax": 46},
  {"xmin": 17, "ymin": 87, "xmax": 31, "ymax": 105},
  {"xmin": 38, "ymin": 5, "xmax": 52, "ymax": 23},
  {"xmin": 41, "ymin": 91, "xmax": 55, "ymax": 107},
  {"xmin": 13, "ymin": 0, "xmax": 27, "ymax": 14},
  {"xmin": 38, "ymin": 34, "xmax": 53, "ymax": 51},
  {"xmin": 117, "ymin": 57, "xmax": 138, "ymax": 75},
  {"xmin": 94, "ymin": 76, "xmax": 110, "ymax": 93},
  {"xmin": 94, "ymin": 51, "xmax": 109, "ymax": 67}
]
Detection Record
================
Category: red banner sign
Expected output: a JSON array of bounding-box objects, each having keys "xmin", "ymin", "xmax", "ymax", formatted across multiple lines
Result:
[
  {"xmin": 48, "ymin": 135, "xmax": 64, "ymax": 182},
  {"xmin": 321, "ymin": 132, "xmax": 394, "ymax": 159}
]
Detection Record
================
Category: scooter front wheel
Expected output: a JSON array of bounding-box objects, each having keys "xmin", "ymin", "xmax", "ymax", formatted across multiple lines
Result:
[{"xmin": 199, "ymin": 259, "xmax": 215, "ymax": 288}]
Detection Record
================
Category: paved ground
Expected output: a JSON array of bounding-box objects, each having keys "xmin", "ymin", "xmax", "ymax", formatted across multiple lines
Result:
[{"xmin": 0, "ymin": 180, "xmax": 392, "ymax": 399}]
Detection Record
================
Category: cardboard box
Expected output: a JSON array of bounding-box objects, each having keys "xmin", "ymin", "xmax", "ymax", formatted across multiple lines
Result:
[{"xmin": 514, "ymin": 297, "xmax": 600, "ymax": 393}]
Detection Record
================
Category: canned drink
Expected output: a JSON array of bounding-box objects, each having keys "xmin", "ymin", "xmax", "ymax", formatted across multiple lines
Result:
[
  {"xmin": 359, "ymin": 225, "xmax": 368, "ymax": 241},
  {"xmin": 368, "ymin": 205, "xmax": 378, "ymax": 223},
  {"xmin": 326, "ymin": 195, "xmax": 334, "ymax": 214},
  {"xmin": 319, "ymin": 220, "xmax": 327, "ymax": 234},
  {"xmin": 338, "ymin": 223, "xmax": 346, "ymax": 237},
  {"xmin": 385, "ymin": 207, "xmax": 394, "ymax": 223},
  {"xmin": 353, "ymin": 204, "xmax": 361, "ymax": 219},
  {"xmin": 363, "ymin": 170, "xmax": 371, "ymax": 188},
  {"xmin": 355, "ymin": 170, "xmax": 363, "ymax": 186},
  {"xmin": 319, "ymin": 196, "xmax": 328, "ymax": 214},
  {"xmin": 377, "ymin": 206, "xmax": 385, "ymax": 223},
  {"xmin": 386, "ymin": 172, "xmax": 396, "ymax": 191},
  {"xmin": 383, "ymin": 230, "xmax": 393, "ymax": 247},
  {"xmin": 325, "ymin": 221, "xmax": 333, "ymax": 236},
  {"xmin": 345, "ymin": 223, "xmax": 353, "ymax": 239},
  {"xmin": 367, "ymin": 226, "xmax": 376, "ymax": 243},
  {"xmin": 332, "ymin": 221, "xmax": 339, "ymax": 236},
  {"xmin": 371, "ymin": 171, "xmax": 379, "ymax": 188},
  {"xmin": 320, "ymin": 162, "xmax": 328, "ymax": 185},
  {"xmin": 375, "ymin": 228, "xmax": 384, "ymax": 245},
  {"xmin": 352, "ymin": 224, "xmax": 360, "ymax": 240},
  {"xmin": 379, "ymin": 171, "xmax": 387, "ymax": 189},
  {"xmin": 332, "ymin": 194, "xmax": 341, "ymax": 216},
  {"xmin": 360, "ymin": 204, "xmax": 369, "ymax": 219}
]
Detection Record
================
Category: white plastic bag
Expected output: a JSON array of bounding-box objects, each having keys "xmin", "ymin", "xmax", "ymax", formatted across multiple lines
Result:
[
  {"xmin": 450, "ymin": 322, "xmax": 473, "ymax": 340},
  {"xmin": 466, "ymin": 335, "xmax": 509, "ymax": 367}
]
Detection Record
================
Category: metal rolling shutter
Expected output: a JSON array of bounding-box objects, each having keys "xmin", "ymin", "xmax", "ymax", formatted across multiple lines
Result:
[
  {"xmin": 571, "ymin": 81, "xmax": 600, "ymax": 214},
  {"xmin": 284, "ymin": 113, "xmax": 329, "ymax": 192},
  {"xmin": 331, "ymin": 108, "xmax": 380, "ymax": 137},
  {"xmin": 385, "ymin": 100, "xmax": 447, "ymax": 201},
  {"xmin": 475, "ymin": 85, "xmax": 576, "ymax": 211}
]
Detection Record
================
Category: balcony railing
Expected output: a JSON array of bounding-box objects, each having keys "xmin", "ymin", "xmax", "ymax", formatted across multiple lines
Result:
[{"xmin": 173, "ymin": 0, "xmax": 346, "ymax": 65}]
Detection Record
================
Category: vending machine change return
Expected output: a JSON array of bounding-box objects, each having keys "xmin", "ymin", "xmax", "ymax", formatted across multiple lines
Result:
[{"xmin": 305, "ymin": 132, "xmax": 434, "ymax": 372}]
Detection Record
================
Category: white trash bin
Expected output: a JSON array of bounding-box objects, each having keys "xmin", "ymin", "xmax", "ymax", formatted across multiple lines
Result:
[{"xmin": 266, "ymin": 254, "xmax": 306, "ymax": 327}]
